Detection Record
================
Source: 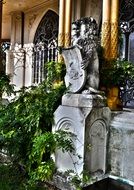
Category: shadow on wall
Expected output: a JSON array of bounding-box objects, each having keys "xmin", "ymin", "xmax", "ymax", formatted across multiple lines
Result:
[{"xmin": 83, "ymin": 178, "xmax": 133, "ymax": 190}]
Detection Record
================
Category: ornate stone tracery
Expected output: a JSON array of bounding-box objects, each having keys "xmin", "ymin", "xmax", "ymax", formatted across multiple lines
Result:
[
  {"xmin": 34, "ymin": 10, "xmax": 59, "ymax": 45},
  {"xmin": 120, "ymin": 0, "xmax": 134, "ymax": 22},
  {"xmin": 32, "ymin": 10, "xmax": 59, "ymax": 84},
  {"xmin": 119, "ymin": 0, "xmax": 134, "ymax": 107}
]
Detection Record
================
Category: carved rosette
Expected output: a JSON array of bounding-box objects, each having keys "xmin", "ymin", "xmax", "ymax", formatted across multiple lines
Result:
[
  {"xmin": 57, "ymin": 117, "xmax": 75, "ymax": 132},
  {"xmin": 111, "ymin": 22, "xmax": 119, "ymax": 59},
  {"xmin": 101, "ymin": 22, "xmax": 111, "ymax": 60}
]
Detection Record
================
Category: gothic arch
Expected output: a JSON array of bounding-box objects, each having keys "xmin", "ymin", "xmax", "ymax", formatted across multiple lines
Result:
[
  {"xmin": 31, "ymin": 10, "xmax": 59, "ymax": 84},
  {"xmin": 29, "ymin": 9, "xmax": 58, "ymax": 43},
  {"xmin": 119, "ymin": 0, "xmax": 134, "ymax": 107}
]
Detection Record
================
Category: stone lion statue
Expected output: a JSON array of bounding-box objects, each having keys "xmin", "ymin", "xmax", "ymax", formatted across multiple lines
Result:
[
  {"xmin": 61, "ymin": 17, "xmax": 100, "ymax": 94},
  {"xmin": 71, "ymin": 17, "xmax": 99, "ymax": 94}
]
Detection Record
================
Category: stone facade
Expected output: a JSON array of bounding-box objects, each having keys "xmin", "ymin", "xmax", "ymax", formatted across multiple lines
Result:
[
  {"xmin": 109, "ymin": 110, "xmax": 134, "ymax": 182},
  {"xmin": 4, "ymin": 0, "xmax": 102, "ymax": 89},
  {"xmin": 2, "ymin": 0, "xmax": 134, "ymax": 189}
]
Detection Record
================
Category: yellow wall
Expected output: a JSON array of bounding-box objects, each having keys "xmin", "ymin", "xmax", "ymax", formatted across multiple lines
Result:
[
  {"xmin": 2, "ymin": 0, "xmax": 102, "ymax": 42},
  {"xmin": 24, "ymin": 1, "xmax": 58, "ymax": 43}
]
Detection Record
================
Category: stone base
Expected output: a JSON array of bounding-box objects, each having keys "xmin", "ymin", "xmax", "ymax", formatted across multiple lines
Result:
[
  {"xmin": 53, "ymin": 93, "xmax": 111, "ymax": 177},
  {"xmin": 109, "ymin": 109, "xmax": 134, "ymax": 182},
  {"xmin": 62, "ymin": 93, "xmax": 107, "ymax": 108}
]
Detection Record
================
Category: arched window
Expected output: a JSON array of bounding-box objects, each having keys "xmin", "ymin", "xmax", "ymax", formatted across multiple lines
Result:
[
  {"xmin": 119, "ymin": 0, "xmax": 134, "ymax": 107},
  {"xmin": 33, "ymin": 10, "xmax": 59, "ymax": 84},
  {"xmin": 119, "ymin": 0, "xmax": 134, "ymax": 61}
]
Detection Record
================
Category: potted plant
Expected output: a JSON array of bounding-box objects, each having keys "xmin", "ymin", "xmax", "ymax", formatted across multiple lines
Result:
[{"xmin": 100, "ymin": 59, "xmax": 134, "ymax": 110}]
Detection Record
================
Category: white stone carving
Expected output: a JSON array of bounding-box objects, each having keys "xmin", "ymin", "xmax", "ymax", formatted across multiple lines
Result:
[
  {"xmin": 88, "ymin": 120, "xmax": 107, "ymax": 173},
  {"xmin": 62, "ymin": 17, "xmax": 100, "ymax": 94},
  {"xmin": 24, "ymin": 43, "xmax": 34, "ymax": 86},
  {"xmin": 53, "ymin": 106, "xmax": 85, "ymax": 175},
  {"xmin": 62, "ymin": 46, "xmax": 86, "ymax": 93},
  {"xmin": 6, "ymin": 50, "xmax": 14, "ymax": 83},
  {"xmin": 53, "ymin": 105, "xmax": 110, "ymax": 177},
  {"xmin": 13, "ymin": 44, "xmax": 25, "ymax": 89}
]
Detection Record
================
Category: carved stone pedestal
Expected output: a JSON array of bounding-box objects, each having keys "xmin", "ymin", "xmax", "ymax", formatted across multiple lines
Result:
[
  {"xmin": 52, "ymin": 17, "xmax": 111, "ymax": 189},
  {"xmin": 53, "ymin": 94, "xmax": 111, "ymax": 189}
]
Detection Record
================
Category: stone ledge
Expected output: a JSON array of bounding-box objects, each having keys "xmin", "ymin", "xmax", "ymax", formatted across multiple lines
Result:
[
  {"xmin": 62, "ymin": 93, "xmax": 107, "ymax": 108},
  {"xmin": 109, "ymin": 110, "xmax": 134, "ymax": 182}
]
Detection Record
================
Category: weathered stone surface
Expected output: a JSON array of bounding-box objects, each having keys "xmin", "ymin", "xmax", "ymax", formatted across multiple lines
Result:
[
  {"xmin": 12, "ymin": 44, "xmax": 25, "ymax": 90},
  {"xmin": 84, "ymin": 107, "xmax": 111, "ymax": 174},
  {"xmin": 52, "ymin": 16, "xmax": 113, "ymax": 190},
  {"xmin": 62, "ymin": 46, "xmax": 86, "ymax": 93},
  {"xmin": 108, "ymin": 110, "xmax": 134, "ymax": 182},
  {"xmin": 53, "ymin": 105, "xmax": 111, "ymax": 177},
  {"xmin": 62, "ymin": 93, "xmax": 107, "ymax": 108},
  {"xmin": 53, "ymin": 105, "xmax": 88, "ymax": 175},
  {"xmin": 62, "ymin": 17, "xmax": 99, "ymax": 94}
]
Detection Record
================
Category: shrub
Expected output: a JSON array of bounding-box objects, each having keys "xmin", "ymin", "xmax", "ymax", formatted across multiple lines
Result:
[{"xmin": 0, "ymin": 62, "xmax": 75, "ymax": 188}]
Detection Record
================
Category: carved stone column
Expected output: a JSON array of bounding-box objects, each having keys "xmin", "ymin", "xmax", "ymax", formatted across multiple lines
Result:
[
  {"xmin": 23, "ymin": 43, "xmax": 34, "ymax": 87},
  {"xmin": 6, "ymin": 50, "xmax": 14, "ymax": 83},
  {"xmin": 10, "ymin": 12, "xmax": 23, "ymax": 47},
  {"xmin": 101, "ymin": 0, "xmax": 111, "ymax": 60},
  {"xmin": 53, "ymin": 94, "xmax": 111, "ymax": 190},
  {"xmin": 58, "ymin": 0, "xmax": 65, "ymax": 47},
  {"xmin": 58, "ymin": 0, "xmax": 65, "ymax": 62},
  {"xmin": 64, "ymin": 0, "xmax": 72, "ymax": 47},
  {"xmin": 12, "ymin": 44, "xmax": 25, "ymax": 89},
  {"xmin": 110, "ymin": 0, "xmax": 119, "ymax": 59}
]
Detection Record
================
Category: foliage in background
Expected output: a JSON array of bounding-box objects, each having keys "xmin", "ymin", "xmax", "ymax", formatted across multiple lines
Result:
[
  {"xmin": 0, "ymin": 72, "xmax": 14, "ymax": 97},
  {"xmin": 64, "ymin": 170, "xmax": 91, "ymax": 190},
  {"xmin": 100, "ymin": 59, "xmax": 134, "ymax": 88},
  {"xmin": 0, "ymin": 61, "xmax": 76, "ymax": 189}
]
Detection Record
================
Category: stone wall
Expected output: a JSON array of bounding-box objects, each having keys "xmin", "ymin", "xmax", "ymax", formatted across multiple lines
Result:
[
  {"xmin": 85, "ymin": 0, "xmax": 102, "ymax": 24},
  {"xmin": 108, "ymin": 110, "xmax": 134, "ymax": 182},
  {"xmin": 72, "ymin": 0, "xmax": 102, "ymax": 24}
]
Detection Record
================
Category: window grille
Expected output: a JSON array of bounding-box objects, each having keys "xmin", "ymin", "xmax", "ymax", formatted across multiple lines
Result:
[
  {"xmin": 119, "ymin": 0, "xmax": 134, "ymax": 107},
  {"xmin": 33, "ymin": 10, "xmax": 59, "ymax": 84}
]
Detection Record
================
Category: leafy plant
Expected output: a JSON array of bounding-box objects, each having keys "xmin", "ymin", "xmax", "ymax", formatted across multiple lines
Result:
[
  {"xmin": 0, "ymin": 72, "xmax": 14, "ymax": 98},
  {"xmin": 100, "ymin": 59, "xmax": 134, "ymax": 88},
  {"xmin": 0, "ymin": 61, "xmax": 76, "ymax": 188},
  {"xmin": 65, "ymin": 170, "xmax": 91, "ymax": 190}
]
